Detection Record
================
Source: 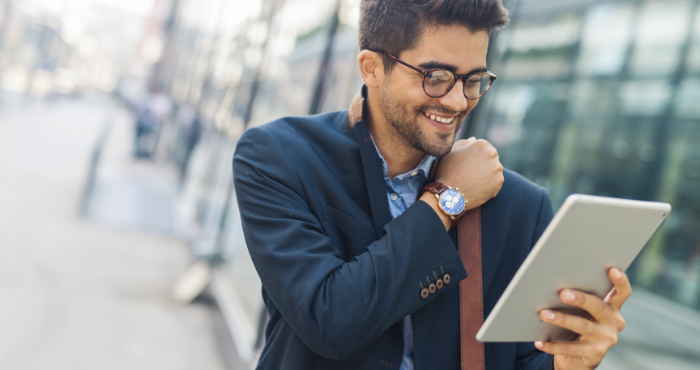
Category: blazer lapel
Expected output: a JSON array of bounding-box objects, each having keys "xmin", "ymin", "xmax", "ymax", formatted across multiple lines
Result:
[{"xmin": 353, "ymin": 120, "xmax": 393, "ymax": 240}]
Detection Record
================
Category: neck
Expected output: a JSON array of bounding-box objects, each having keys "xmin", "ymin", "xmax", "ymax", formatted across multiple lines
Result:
[{"xmin": 365, "ymin": 88, "xmax": 426, "ymax": 179}]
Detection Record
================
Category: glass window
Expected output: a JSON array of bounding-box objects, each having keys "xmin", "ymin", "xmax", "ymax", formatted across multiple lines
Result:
[
  {"xmin": 686, "ymin": 5, "xmax": 700, "ymax": 75},
  {"xmin": 629, "ymin": 0, "xmax": 693, "ymax": 77},
  {"xmin": 619, "ymin": 80, "xmax": 673, "ymax": 117},
  {"xmin": 577, "ymin": 3, "xmax": 635, "ymax": 77},
  {"xmin": 499, "ymin": 15, "xmax": 581, "ymax": 81},
  {"xmin": 674, "ymin": 78, "xmax": 700, "ymax": 119}
]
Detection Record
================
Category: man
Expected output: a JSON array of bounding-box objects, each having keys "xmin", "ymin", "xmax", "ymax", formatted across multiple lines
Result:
[{"xmin": 233, "ymin": 1, "xmax": 629, "ymax": 369}]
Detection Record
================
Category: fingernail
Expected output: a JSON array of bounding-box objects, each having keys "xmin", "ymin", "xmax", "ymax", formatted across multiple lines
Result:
[
  {"xmin": 534, "ymin": 341, "xmax": 543, "ymax": 349},
  {"xmin": 612, "ymin": 268, "xmax": 622, "ymax": 279},
  {"xmin": 563, "ymin": 291, "xmax": 575, "ymax": 302},
  {"xmin": 468, "ymin": 136, "xmax": 476, "ymax": 140},
  {"xmin": 542, "ymin": 310, "xmax": 555, "ymax": 320}
]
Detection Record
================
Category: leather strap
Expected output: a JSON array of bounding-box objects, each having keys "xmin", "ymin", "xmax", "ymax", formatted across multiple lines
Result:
[
  {"xmin": 423, "ymin": 181, "xmax": 448, "ymax": 195},
  {"xmin": 458, "ymin": 208, "xmax": 485, "ymax": 370}
]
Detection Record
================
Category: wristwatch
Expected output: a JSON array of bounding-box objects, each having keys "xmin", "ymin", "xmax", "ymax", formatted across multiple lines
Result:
[{"xmin": 423, "ymin": 182, "xmax": 468, "ymax": 221}]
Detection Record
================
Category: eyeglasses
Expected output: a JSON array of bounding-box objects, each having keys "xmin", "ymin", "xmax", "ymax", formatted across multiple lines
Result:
[{"xmin": 376, "ymin": 51, "xmax": 497, "ymax": 100}]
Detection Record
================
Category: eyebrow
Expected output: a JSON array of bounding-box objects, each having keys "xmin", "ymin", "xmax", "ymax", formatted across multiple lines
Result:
[{"xmin": 418, "ymin": 61, "xmax": 488, "ymax": 75}]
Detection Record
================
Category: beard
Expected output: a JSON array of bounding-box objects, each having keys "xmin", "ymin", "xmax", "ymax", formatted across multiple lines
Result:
[{"xmin": 380, "ymin": 81, "xmax": 467, "ymax": 157}]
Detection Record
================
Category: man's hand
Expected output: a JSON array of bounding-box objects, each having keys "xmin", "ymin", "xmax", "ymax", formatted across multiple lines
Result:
[
  {"xmin": 534, "ymin": 268, "xmax": 631, "ymax": 370},
  {"xmin": 435, "ymin": 137, "xmax": 504, "ymax": 209},
  {"xmin": 419, "ymin": 138, "xmax": 504, "ymax": 231}
]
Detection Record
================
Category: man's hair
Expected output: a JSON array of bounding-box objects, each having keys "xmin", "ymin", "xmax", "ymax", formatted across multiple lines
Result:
[{"xmin": 358, "ymin": 0, "xmax": 509, "ymax": 71}]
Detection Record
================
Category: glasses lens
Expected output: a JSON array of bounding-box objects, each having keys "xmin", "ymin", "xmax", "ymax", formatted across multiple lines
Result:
[
  {"xmin": 423, "ymin": 70, "xmax": 454, "ymax": 97},
  {"xmin": 464, "ymin": 74, "xmax": 492, "ymax": 99}
]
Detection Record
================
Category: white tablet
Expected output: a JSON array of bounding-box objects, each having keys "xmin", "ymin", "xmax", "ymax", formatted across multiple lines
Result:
[{"xmin": 476, "ymin": 194, "xmax": 671, "ymax": 342}]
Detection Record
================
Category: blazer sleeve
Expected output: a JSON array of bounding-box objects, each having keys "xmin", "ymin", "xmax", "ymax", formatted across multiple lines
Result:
[
  {"xmin": 232, "ymin": 126, "xmax": 467, "ymax": 361},
  {"xmin": 514, "ymin": 187, "xmax": 555, "ymax": 370}
]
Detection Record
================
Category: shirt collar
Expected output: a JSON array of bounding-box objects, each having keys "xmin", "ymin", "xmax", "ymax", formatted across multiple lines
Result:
[{"xmin": 369, "ymin": 133, "xmax": 436, "ymax": 181}]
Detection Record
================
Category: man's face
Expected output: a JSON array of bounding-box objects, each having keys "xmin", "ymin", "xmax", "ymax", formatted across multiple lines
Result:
[{"xmin": 379, "ymin": 25, "xmax": 490, "ymax": 157}]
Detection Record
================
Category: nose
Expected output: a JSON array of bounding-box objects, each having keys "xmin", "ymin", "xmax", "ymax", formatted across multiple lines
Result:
[{"xmin": 437, "ymin": 78, "xmax": 468, "ymax": 113}]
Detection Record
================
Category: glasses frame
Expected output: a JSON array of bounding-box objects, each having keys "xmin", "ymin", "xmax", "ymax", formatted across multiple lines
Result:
[{"xmin": 375, "ymin": 50, "xmax": 497, "ymax": 100}]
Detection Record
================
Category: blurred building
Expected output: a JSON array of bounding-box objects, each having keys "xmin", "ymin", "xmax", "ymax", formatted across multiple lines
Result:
[{"xmin": 0, "ymin": 0, "xmax": 169, "ymax": 100}]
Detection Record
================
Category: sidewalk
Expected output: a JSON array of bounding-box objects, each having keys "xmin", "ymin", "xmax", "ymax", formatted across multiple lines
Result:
[{"xmin": 0, "ymin": 94, "xmax": 224, "ymax": 369}]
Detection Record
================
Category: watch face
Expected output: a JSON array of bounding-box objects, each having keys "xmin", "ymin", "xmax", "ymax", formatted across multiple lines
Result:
[{"xmin": 439, "ymin": 189, "xmax": 465, "ymax": 216}]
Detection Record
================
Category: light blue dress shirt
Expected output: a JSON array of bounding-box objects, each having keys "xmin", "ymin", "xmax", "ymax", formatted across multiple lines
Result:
[{"xmin": 371, "ymin": 137, "xmax": 436, "ymax": 370}]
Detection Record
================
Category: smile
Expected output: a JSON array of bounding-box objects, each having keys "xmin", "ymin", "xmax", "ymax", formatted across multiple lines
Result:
[{"xmin": 422, "ymin": 111, "xmax": 456, "ymax": 124}]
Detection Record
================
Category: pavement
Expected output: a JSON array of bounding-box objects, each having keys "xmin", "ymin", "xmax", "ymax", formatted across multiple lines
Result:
[{"xmin": 0, "ymin": 93, "xmax": 225, "ymax": 370}]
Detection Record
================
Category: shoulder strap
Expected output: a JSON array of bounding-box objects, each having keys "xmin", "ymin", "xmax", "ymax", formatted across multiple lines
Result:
[{"xmin": 458, "ymin": 208, "xmax": 485, "ymax": 370}]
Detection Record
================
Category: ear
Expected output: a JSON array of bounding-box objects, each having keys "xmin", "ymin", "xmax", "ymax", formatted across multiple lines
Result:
[{"xmin": 357, "ymin": 50, "xmax": 384, "ymax": 88}]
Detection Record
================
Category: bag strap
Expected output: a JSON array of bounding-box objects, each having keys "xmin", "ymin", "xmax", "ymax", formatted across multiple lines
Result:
[{"xmin": 458, "ymin": 207, "xmax": 485, "ymax": 370}]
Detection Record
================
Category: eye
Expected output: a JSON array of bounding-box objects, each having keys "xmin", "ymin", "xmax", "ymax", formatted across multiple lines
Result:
[
  {"xmin": 426, "ymin": 70, "xmax": 453, "ymax": 84},
  {"xmin": 466, "ymin": 75, "xmax": 483, "ymax": 85}
]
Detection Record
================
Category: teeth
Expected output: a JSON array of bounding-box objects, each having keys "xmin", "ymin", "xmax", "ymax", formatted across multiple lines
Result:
[{"xmin": 425, "ymin": 112, "xmax": 455, "ymax": 124}]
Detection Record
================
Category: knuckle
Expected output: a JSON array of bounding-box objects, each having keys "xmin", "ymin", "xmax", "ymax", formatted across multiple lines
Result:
[
  {"xmin": 616, "ymin": 316, "xmax": 626, "ymax": 332},
  {"xmin": 581, "ymin": 319, "xmax": 595, "ymax": 335},
  {"xmin": 594, "ymin": 344, "xmax": 608, "ymax": 358},
  {"xmin": 559, "ymin": 314, "xmax": 571, "ymax": 328},
  {"xmin": 609, "ymin": 333, "xmax": 618, "ymax": 347}
]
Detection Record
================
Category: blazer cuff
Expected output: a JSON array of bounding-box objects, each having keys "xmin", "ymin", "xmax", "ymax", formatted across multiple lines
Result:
[{"xmin": 385, "ymin": 200, "xmax": 468, "ymax": 307}]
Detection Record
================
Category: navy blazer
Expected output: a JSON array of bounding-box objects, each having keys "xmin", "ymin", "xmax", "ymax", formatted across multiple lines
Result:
[{"xmin": 233, "ymin": 95, "xmax": 555, "ymax": 370}]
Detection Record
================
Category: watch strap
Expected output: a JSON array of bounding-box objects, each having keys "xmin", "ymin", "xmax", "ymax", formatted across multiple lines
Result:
[{"xmin": 423, "ymin": 181, "xmax": 448, "ymax": 195}]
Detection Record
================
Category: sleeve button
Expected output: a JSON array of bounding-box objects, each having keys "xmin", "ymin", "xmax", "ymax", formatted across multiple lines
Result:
[
  {"xmin": 443, "ymin": 274, "xmax": 451, "ymax": 284},
  {"xmin": 436, "ymin": 279, "xmax": 443, "ymax": 289},
  {"xmin": 420, "ymin": 288, "xmax": 430, "ymax": 299},
  {"xmin": 428, "ymin": 284, "xmax": 436, "ymax": 294}
]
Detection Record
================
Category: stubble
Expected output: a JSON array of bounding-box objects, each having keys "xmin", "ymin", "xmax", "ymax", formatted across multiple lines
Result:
[{"xmin": 380, "ymin": 81, "xmax": 467, "ymax": 157}]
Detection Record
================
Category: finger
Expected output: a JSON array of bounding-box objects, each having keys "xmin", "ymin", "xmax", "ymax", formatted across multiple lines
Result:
[
  {"xmin": 454, "ymin": 137, "xmax": 476, "ymax": 148},
  {"xmin": 607, "ymin": 268, "xmax": 632, "ymax": 312},
  {"xmin": 539, "ymin": 309, "xmax": 600, "ymax": 337},
  {"xmin": 476, "ymin": 138, "xmax": 497, "ymax": 150},
  {"xmin": 559, "ymin": 289, "xmax": 611, "ymax": 322},
  {"xmin": 535, "ymin": 341, "xmax": 607, "ymax": 360}
]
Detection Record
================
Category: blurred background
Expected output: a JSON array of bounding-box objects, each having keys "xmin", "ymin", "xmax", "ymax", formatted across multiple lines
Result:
[{"xmin": 0, "ymin": 0, "xmax": 699, "ymax": 369}]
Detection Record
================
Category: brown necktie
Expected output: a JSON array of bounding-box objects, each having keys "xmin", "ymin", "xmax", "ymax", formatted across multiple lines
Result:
[{"xmin": 458, "ymin": 207, "xmax": 485, "ymax": 370}]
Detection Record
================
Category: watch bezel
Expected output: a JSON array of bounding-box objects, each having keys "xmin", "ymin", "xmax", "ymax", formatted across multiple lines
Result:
[{"xmin": 433, "ymin": 186, "xmax": 467, "ymax": 219}]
